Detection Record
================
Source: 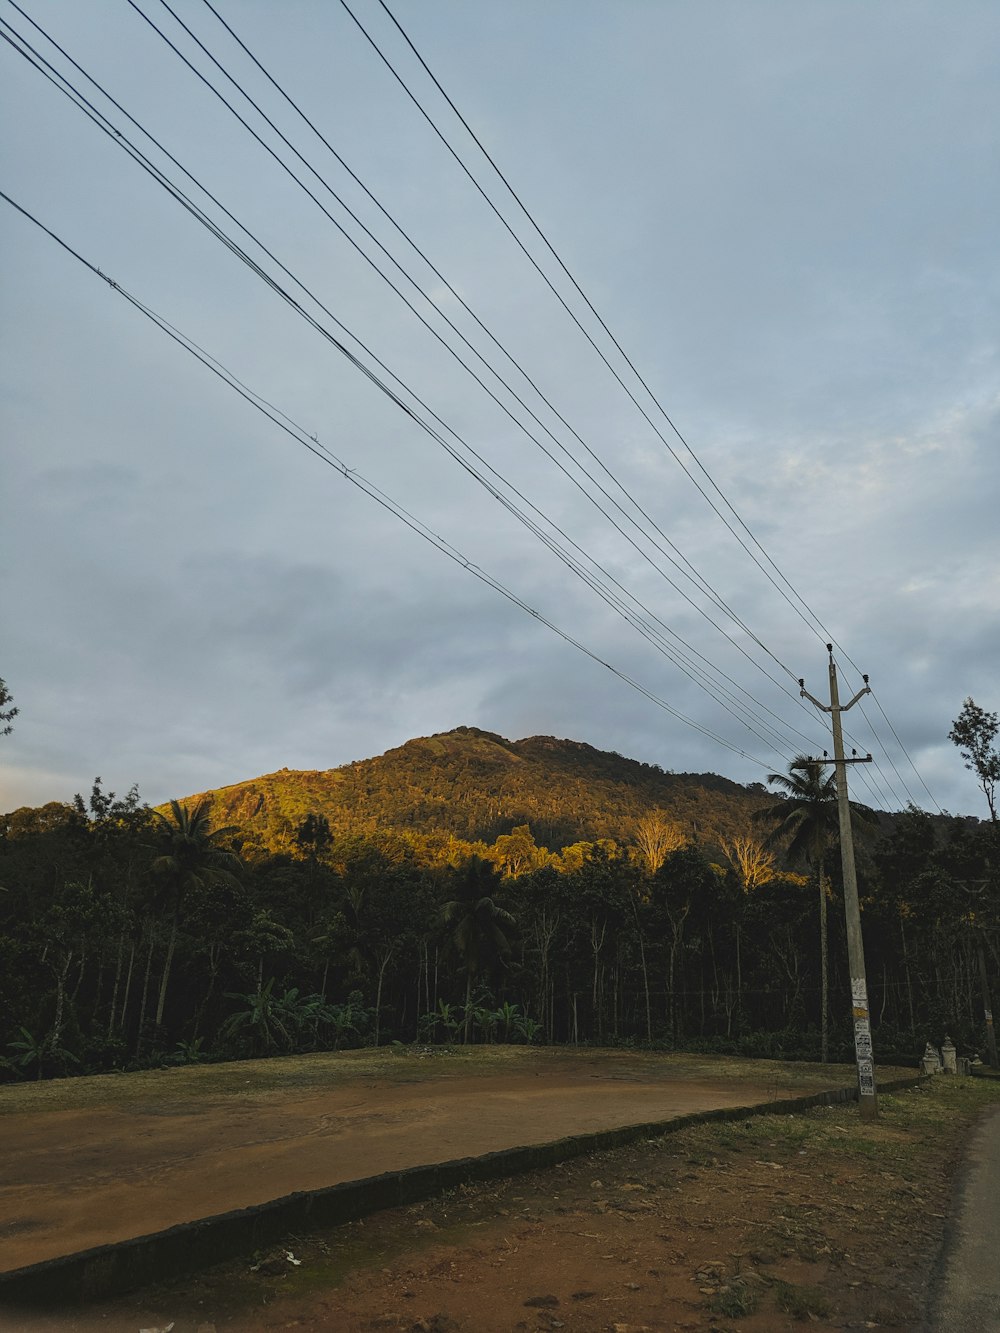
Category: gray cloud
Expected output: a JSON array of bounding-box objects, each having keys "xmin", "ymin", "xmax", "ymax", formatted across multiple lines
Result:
[{"xmin": 2, "ymin": 0, "xmax": 998, "ymax": 820}]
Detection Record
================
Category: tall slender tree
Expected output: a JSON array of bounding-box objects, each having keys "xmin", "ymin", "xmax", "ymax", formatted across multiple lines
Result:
[
  {"xmin": 719, "ymin": 830, "xmax": 779, "ymax": 1031},
  {"xmin": 150, "ymin": 800, "xmax": 240, "ymax": 1029},
  {"xmin": 754, "ymin": 760, "xmax": 840, "ymax": 1061},
  {"xmin": 950, "ymin": 697, "xmax": 1000, "ymax": 821},
  {"xmin": 442, "ymin": 856, "xmax": 515, "ymax": 1042}
]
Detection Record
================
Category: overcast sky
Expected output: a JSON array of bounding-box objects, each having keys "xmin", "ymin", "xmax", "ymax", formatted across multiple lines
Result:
[{"xmin": 2, "ymin": 0, "xmax": 998, "ymax": 821}]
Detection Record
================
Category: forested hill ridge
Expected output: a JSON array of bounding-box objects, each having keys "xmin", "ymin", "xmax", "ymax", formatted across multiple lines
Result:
[
  {"xmin": 4, "ymin": 725, "xmax": 995, "ymax": 1079},
  {"xmin": 171, "ymin": 726, "xmax": 772, "ymax": 860}
]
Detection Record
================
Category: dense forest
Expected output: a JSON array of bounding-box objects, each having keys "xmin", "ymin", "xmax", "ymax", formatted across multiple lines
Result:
[{"xmin": 1, "ymin": 723, "xmax": 998, "ymax": 1081}]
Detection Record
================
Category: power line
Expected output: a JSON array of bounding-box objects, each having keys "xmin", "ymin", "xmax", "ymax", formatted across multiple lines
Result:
[
  {"xmin": 1, "ymin": 10, "xmax": 825, "ymax": 764},
  {"xmin": 3, "ymin": 7, "xmax": 928, "ymax": 808},
  {"xmin": 192, "ymin": 0, "xmax": 797, "ymax": 688},
  {"xmin": 867, "ymin": 692, "xmax": 944, "ymax": 814},
  {"xmin": 129, "ymin": 0, "xmax": 817, "ymax": 728},
  {"xmin": 149, "ymin": 0, "xmax": 875, "ymax": 770},
  {"xmin": 373, "ymin": 0, "xmax": 880, "ymax": 685},
  {"xmin": 0, "ymin": 19, "xmax": 799, "ymax": 760},
  {"xmin": 339, "ymin": 0, "xmax": 836, "ymax": 655},
  {"xmin": 349, "ymin": 0, "xmax": 934, "ymax": 811},
  {"xmin": 827, "ymin": 661, "xmax": 926, "ymax": 811},
  {"xmin": 0, "ymin": 184, "xmax": 778, "ymax": 770}
]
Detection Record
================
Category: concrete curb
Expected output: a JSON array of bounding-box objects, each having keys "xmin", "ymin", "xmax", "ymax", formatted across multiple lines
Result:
[{"xmin": 0, "ymin": 1074, "xmax": 923, "ymax": 1307}]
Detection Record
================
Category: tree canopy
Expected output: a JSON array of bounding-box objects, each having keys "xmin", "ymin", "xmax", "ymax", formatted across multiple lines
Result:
[
  {"xmin": 1, "ymin": 718, "xmax": 997, "ymax": 1081},
  {"xmin": 0, "ymin": 677, "xmax": 16, "ymax": 737},
  {"xmin": 950, "ymin": 697, "xmax": 1000, "ymax": 821}
]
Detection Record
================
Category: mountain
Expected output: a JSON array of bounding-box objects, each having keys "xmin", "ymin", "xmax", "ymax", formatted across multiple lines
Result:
[{"xmin": 171, "ymin": 726, "xmax": 772, "ymax": 857}]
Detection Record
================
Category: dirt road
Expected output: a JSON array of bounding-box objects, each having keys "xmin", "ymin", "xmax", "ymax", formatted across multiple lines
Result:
[
  {"xmin": 0, "ymin": 1048, "xmax": 863, "ymax": 1271},
  {"xmin": 929, "ymin": 1101, "xmax": 1000, "ymax": 1330}
]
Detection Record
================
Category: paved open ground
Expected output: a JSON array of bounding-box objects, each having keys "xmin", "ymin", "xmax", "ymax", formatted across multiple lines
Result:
[{"xmin": 0, "ymin": 1047, "xmax": 880, "ymax": 1273}]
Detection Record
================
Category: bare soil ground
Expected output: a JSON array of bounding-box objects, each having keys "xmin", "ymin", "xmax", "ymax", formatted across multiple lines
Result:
[
  {"xmin": 4, "ymin": 1052, "xmax": 990, "ymax": 1333},
  {"xmin": 0, "ymin": 1047, "xmax": 875, "ymax": 1272}
]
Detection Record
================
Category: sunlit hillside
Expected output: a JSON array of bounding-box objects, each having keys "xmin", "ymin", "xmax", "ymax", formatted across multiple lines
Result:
[{"xmin": 170, "ymin": 726, "xmax": 773, "ymax": 860}]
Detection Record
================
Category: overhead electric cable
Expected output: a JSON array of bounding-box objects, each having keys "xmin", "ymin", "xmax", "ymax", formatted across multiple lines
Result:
[
  {"xmin": 0, "ymin": 10, "xmax": 827, "ymax": 763},
  {"xmin": 867, "ymin": 693, "xmax": 944, "ymax": 814},
  {"xmin": 13, "ymin": 12, "xmax": 921, "ymax": 802},
  {"xmin": 5, "ymin": 12, "xmax": 933, "ymax": 799},
  {"xmin": 192, "ymin": 0, "xmax": 797, "ymax": 689},
  {"xmin": 126, "ymin": 0, "xmax": 810, "ymax": 719},
  {"xmin": 372, "ymin": 0, "xmax": 871, "ymax": 667},
  {"xmin": 348, "ymin": 0, "xmax": 932, "ymax": 808},
  {"xmin": 337, "ymin": 0, "xmax": 836, "ymax": 663},
  {"xmin": 823, "ymin": 661, "xmax": 915, "ymax": 810},
  {"xmin": 11, "ymin": 0, "xmax": 830, "ymax": 776},
  {"xmin": 133, "ymin": 0, "xmax": 855, "ymax": 765},
  {"xmin": 0, "ymin": 40, "xmax": 802, "ymax": 761},
  {"xmin": 1, "ymin": 184, "xmax": 779, "ymax": 769},
  {"xmin": 360, "ymin": 0, "xmax": 933, "ymax": 809}
]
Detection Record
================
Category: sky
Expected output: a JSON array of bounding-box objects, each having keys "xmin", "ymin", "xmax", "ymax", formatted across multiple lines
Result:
[{"xmin": 2, "ymin": 0, "xmax": 998, "ymax": 821}]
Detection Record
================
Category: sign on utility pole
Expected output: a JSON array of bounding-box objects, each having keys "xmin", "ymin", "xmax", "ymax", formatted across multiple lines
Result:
[{"xmin": 799, "ymin": 647, "xmax": 878, "ymax": 1121}]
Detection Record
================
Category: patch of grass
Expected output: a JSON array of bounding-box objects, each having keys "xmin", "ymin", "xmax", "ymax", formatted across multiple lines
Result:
[
  {"xmin": 0, "ymin": 1046, "xmax": 918, "ymax": 1117},
  {"xmin": 0, "ymin": 1045, "xmax": 541, "ymax": 1115},
  {"xmin": 773, "ymin": 1278, "xmax": 831, "ymax": 1320},
  {"xmin": 711, "ymin": 1277, "xmax": 760, "ymax": 1318},
  {"xmin": 685, "ymin": 1151, "xmax": 720, "ymax": 1166},
  {"xmin": 715, "ymin": 1079, "xmax": 1000, "ymax": 1164},
  {"xmin": 682, "ymin": 1110, "xmax": 819, "ymax": 1159}
]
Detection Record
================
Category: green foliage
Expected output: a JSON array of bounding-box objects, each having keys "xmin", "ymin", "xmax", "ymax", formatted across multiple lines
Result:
[
  {"xmin": 753, "ymin": 757, "xmax": 876, "ymax": 865},
  {"xmin": 773, "ymin": 1279, "xmax": 831, "ymax": 1320},
  {"xmin": 0, "ymin": 676, "xmax": 16, "ymax": 737},
  {"xmin": 6, "ymin": 1027, "xmax": 46, "ymax": 1077},
  {"xmin": 2, "ymin": 727, "xmax": 998, "ymax": 1080},
  {"xmin": 491, "ymin": 999, "xmax": 522, "ymax": 1042},
  {"xmin": 514, "ymin": 1014, "xmax": 543, "ymax": 1044},
  {"xmin": 7, "ymin": 1026, "xmax": 79, "ymax": 1080},
  {"xmin": 168, "ymin": 1037, "xmax": 209, "ymax": 1065},
  {"xmin": 165, "ymin": 727, "xmax": 768, "ymax": 861},
  {"xmin": 220, "ymin": 979, "xmax": 300, "ymax": 1054},
  {"xmin": 418, "ymin": 999, "xmax": 460, "ymax": 1044},
  {"xmin": 326, "ymin": 991, "xmax": 373, "ymax": 1049},
  {"xmin": 220, "ymin": 981, "xmax": 374, "ymax": 1057},
  {"xmin": 710, "ymin": 1277, "xmax": 760, "ymax": 1318},
  {"xmin": 950, "ymin": 697, "xmax": 1000, "ymax": 821},
  {"xmin": 295, "ymin": 812, "xmax": 333, "ymax": 859}
]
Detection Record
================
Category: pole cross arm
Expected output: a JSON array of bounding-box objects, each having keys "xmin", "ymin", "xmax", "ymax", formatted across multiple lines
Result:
[
  {"xmin": 793, "ymin": 753, "xmax": 872, "ymax": 767},
  {"xmin": 800, "ymin": 682, "xmax": 871, "ymax": 714}
]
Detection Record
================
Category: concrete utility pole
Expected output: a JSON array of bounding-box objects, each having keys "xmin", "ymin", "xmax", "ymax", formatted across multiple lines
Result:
[{"xmin": 799, "ymin": 647, "xmax": 878, "ymax": 1120}]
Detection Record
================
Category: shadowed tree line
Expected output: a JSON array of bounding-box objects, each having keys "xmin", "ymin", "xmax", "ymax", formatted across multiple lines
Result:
[{"xmin": 2, "ymin": 708, "xmax": 998, "ymax": 1080}]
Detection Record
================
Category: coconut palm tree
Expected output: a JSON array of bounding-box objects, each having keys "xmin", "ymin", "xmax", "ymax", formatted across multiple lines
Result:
[
  {"xmin": 753, "ymin": 758, "xmax": 874, "ymax": 1061},
  {"xmin": 150, "ymin": 799, "xmax": 240, "ymax": 1029},
  {"xmin": 441, "ymin": 856, "xmax": 516, "ymax": 1043}
]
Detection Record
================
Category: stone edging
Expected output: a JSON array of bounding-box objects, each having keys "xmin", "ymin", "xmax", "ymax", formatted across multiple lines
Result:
[{"xmin": 0, "ymin": 1075, "xmax": 923, "ymax": 1307}]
